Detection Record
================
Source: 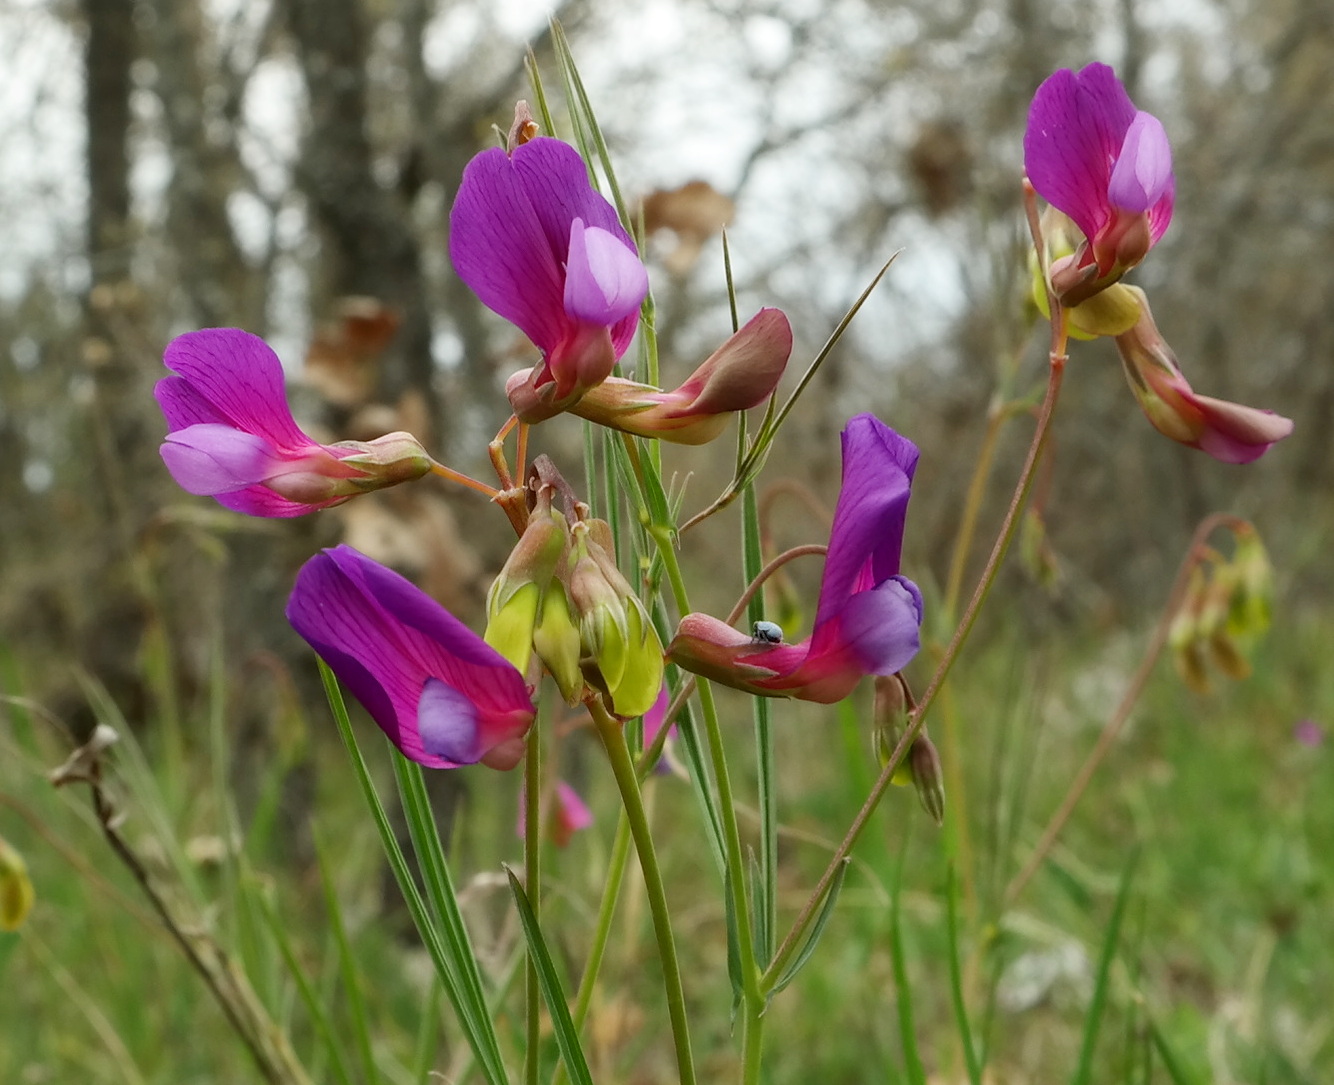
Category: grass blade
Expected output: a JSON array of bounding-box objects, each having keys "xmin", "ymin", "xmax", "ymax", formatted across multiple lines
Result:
[
  {"xmin": 505, "ymin": 867, "xmax": 595, "ymax": 1085},
  {"xmin": 945, "ymin": 865, "xmax": 983, "ymax": 1084},
  {"xmin": 768, "ymin": 858, "xmax": 850, "ymax": 996},
  {"xmin": 889, "ymin": 881, "xmax": 927, "ymax": 1085},
  {"xmin": 1071, "ymin": 848, "xmax": 1140, "ymax": 1085},
  {"xmin": 317, "ymin": 662, "xmax": 509, "ymax": 1085}
]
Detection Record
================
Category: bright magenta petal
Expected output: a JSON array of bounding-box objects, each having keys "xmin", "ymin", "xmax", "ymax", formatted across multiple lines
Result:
[{"xmin": 287, "ymin": 546, "xmax": 536, "ymax": 768}]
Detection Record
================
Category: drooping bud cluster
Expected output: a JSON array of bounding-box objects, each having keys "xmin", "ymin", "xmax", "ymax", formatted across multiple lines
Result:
[{"xmin": 1168, "ymin": 524, "xmax": 1274, "ymax": 694}]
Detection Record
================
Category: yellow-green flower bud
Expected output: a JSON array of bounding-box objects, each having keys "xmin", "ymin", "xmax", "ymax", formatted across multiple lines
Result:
[
  {"xmin": 873, "ymin": 674, "xmax": 914, "ymax": 785},
  {"xmin": 484, "ymin": 581, "xmax": 540, "ymax": 673},
  {"xmin": 1228, "ymin": 526, "xmax": 1273, "ymax": 639},
  {"xmin": 484, "ymin": 499, "xmax": 572, "ymax": 679},
  {"xmin": 533, "ymin": 583, "xmax": 584, "ymax": 705},
  {"xmin": 908, "ymin": 735, "xmax": 946, "ymax": 826},
  {"xmin": 0, "ymin": 836, "xmax": 34, "ymax": 932},
  {"xmin": 567, "ymin": 521, "xmax": 664, "ymax": 718}
]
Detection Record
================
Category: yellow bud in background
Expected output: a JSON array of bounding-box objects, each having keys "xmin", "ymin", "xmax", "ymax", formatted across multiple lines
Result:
[{"xmin": 0, "ymin": 836, "xmax": 34, "ymax": 932}]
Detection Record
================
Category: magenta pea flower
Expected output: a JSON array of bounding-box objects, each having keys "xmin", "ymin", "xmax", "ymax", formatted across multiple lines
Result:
[
  {"xmin": 1024, "ymin": 64, "xmax": 1174, "ymax": 304},
  {"xmin": 667, "ymin": 414, "xmax": 923, "ymax": 704},
  {"xmin": 508, "ymin": 308, "xmax": 792, "ymax": 442},
  {"xmin": 518, "ymin": 781, "xmax": 595, "ymax": 848},
  {"xmin": 287, "ymin": 545, "xmax": 536, "ymax": 770},
  {"xmin": 156, "ymin": 329, "xmax": 431, "ymax": 517},
  {"xmin": 449, "ymin": 136, "xmax": 649, "ymax": 415},
  {"xmin": 1114, "ymin": 288, "xmax": 1293, "ymax": 463}
]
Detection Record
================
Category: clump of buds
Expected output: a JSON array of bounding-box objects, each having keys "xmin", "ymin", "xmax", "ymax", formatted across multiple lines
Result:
[{"xmin": 1168, "ymin": 522, "xmax": 1274, "ymax": 694}]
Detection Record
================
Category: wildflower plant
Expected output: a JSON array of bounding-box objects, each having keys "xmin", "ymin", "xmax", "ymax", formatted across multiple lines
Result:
[{"xmin": 136, "ymin": 44, "xmax": 1294, "ymax": 1085}]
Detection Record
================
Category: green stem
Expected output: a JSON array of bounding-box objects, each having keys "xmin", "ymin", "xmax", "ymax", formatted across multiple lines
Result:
[
  {"xmin": 524, "ymin": 733, "xmax": 542, "ymax": 1085},
  {"xmin": 763, "ymin": 318, "xmax": 1069, "ymax": 994},
  {"xmin": 588, "ymin": 699, "xmax": 697, "ymax": 1085}
]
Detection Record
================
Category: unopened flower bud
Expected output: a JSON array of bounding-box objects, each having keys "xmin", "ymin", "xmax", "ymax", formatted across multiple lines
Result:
[
  {"xmin": 1228, "ymin": 526, "xmax": 1273, "ymax": 638},
  {"xmin": 873, "ymin": 674, "xmax": 914, "ymax": 785},
  {"xmin": 0, "ymin": 836, "xmax": 35, "ymax": 931},
  {"xmin": 567, "ymin": 521, "xmax": 664, "ymax": 718},
  {"xmin": 908, "ymin": 735, "xmax": 946, "ymax": 826},
  {"xmin": 485, "ymin": 496, "xmax": 572, "ymax": 677}
]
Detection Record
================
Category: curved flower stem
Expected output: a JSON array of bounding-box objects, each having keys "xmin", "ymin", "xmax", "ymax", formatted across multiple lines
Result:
[
  {"xmin": 1005, "ymin": 512, "xmax": 1244, "ymax": 903},
  {"xmin": 428, "ymin": 459, "xmax": 501, "ymax": 499},
  {"xmin": 763, "ymin": 311, "xmax": 1071, "ymax": 996},
  {"xmin": 588, "ymin": 698, "xmax": 698, "ymax": 1085}
]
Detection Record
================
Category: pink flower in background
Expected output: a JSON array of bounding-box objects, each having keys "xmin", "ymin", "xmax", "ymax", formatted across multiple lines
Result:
[
  {"xmin": 1293, "ymin": 720, "xmax": 1325, "ymax": 748},
  {"xmin": 1025, "ymin": 64, "xmax": 1174, "ymax": 302},
  {"xmin": 668, "ymin": 414, "xmax": 923, "ymax": 704},
  {"xmin": 450, "ymin": 137, "xmax": 648, "ymax": 414},
  {"xmin": 156, "ymin": 329, "xmax": 430, "ymax": 517},
  {"xmin": 287, "ymin": 546, "xmax": 536, "ymax": 770},
  {"xmin": 518, "ymin": 781, "xmax": 594, "ymax": 848}
]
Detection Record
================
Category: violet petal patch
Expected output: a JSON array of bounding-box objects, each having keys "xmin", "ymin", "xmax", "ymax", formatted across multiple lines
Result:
[{"xmin": 287, "ymin": 545, "xmax": 536, "ymax": 769}]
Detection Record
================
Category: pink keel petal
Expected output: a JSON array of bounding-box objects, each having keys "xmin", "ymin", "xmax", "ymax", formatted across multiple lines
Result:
[
  {"xmin": 563, "ymin": 219, "xmax": 649, "ymax": 325},
  {"xmin": 160, "ymin": 424, "xmax": 274, "ymax": 494},
  {"xmin": 1108, "ymin": 112, "xmax": 1172, "ymax": 212}
]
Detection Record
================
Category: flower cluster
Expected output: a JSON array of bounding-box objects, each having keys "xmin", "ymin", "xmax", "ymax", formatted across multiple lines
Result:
[
  {"xmin": 151, "ymin": 64, "xmax": 1293, "ymax": 786},
  {"xmin": 1024, "ymin": 64, "xmax": 1292, "ymax": 463}
]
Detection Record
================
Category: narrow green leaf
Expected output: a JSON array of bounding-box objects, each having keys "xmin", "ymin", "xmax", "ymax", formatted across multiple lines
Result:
[
  {"xmin": 505, "ymin": 868, "xmax": 595, "ymax": 1085},
  {"xmin": 317, "ymin": 662, "xmax": 509, "ymax": 1085},
  {"xmin": 945, "ymin": 865, "xmax": 983, "ymax": 1085},
  {"xmin": 315, "ymin": 840, "xmax": 382, "ymax": 1085},
  {"xmin": 391, "ymin": 755, "xmax": 500, "ymax": 1062},
  {"xmin": 722, "ymin": 867, "xmax": 744, "ymax": 1007},
  {"xmin": 769, "ymin": 858, "xmax": 851, "ymax": 996},
  {"xmin": 1071, "ymin": 849, "xmax": 1140, "ymax": 1085},
  {"xmin": 1147, "ymin": 1013, "xmax": 1199, "ymax": 1085},
  {"xmin": 889, "ymin": 882, "xmax": 927, "ymax": 1085},
  {"xmin": 257, "ymin": 893, "xmax": 358, "ymax": 1085},
  {"xmin": 411, "ymin": 976, "xmax": 445, "ymax": 1082}
]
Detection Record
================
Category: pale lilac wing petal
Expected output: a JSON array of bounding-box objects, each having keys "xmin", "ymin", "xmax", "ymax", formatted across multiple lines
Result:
[
  {"xmin": 1147, "ymin": 178, "xmax": 1175, "ymax": 244},
  {"xmin": 418, "ymin": 679, "xmax": 484, "ymax": 763},
  {"xmin": 449, "ymin": 147, "xmax": 568, "ymax": 352},
  {"xmin": 1024, "ymin": 64, "xmax": 1136, "ymax": 241},
  {"xmin": 813, "ymin": 414, "xmax": 919, "ymax": 629},
  {"xmin": 834, "ymin": 576, "xmax": 924, "ymax": 675},
  {"xmin": 563, "ymin": 220, "xmax": 649, "ymax": 325},
  {"xmin": 1108, "ymin": 112, "xmax": 1173, "ymax": 213},
  {"xmin": 163, "ymin": 329, "xmax": 311, "ymax": 450},
  {"xmin": 160, "ymin": 424, "xmax": 273, "ymax": 495}
]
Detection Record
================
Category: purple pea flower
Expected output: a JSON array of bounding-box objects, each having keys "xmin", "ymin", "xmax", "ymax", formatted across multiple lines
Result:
[
  {"xmin": 156, "ymin": 329, "xmax": 431, "ymax": 517},
  {"xmin": 1025, "ymin": 64, "xmax": 1174, "ymax": 303},
  {"xmin": 667, "ymin": 414, "xmax": 923, "ymax": 704},
  {"xmin": 449, "ymin": 136, "xmax": 649, "ymax": 416},
  {"xmin": 287, "ymin": 545, "xmax": 536, "ymax": 770}
]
